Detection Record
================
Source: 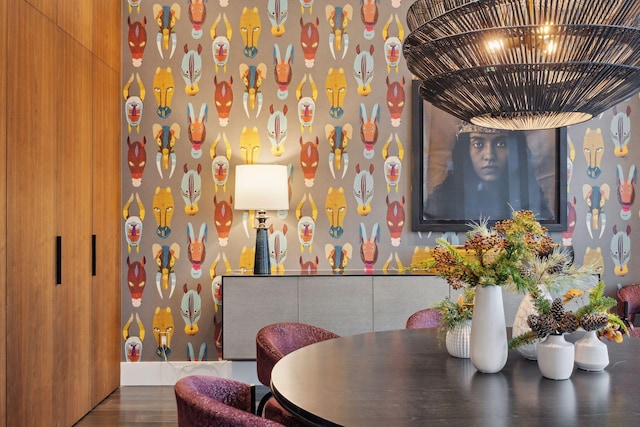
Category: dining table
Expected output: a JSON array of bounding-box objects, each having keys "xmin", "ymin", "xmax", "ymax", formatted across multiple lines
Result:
[{"xmin": 270, "ymin": 328, "xmax": 640, "ymax": 426}]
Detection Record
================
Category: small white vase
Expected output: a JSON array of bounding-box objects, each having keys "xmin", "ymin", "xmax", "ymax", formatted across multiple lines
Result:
[
  {"xmin": 470, "ymin": 285, "xmax": 508, "ymax": 373},
  {"xmin": 574, "ymin": 330, "xmax": 609, "ymax": 371},
  {"xmin": 537, "ymin": 334, "xmax": 574, "ymax": 380},
  {"xmin": 446, "ymin": 320, "xmax": 472, "ymax": 358}
]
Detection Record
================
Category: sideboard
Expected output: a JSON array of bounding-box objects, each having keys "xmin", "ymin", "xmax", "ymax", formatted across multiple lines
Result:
[{"xmin": 221, "ymin": 273, "xmax": 523, "ymax": 359}]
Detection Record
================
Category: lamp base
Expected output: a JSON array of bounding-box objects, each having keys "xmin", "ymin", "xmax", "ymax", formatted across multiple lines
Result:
[{"xmin": 254, "ymin": 225, "xmax": 270, "ymax": 275}]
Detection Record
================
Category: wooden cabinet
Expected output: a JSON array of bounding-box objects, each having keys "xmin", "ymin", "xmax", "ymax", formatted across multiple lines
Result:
[{"xmin": 3, "ymin": 1, "xmax": 121, "ymax": 426}]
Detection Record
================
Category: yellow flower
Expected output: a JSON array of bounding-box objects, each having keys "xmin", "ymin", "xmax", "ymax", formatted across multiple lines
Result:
[{"xmin": 562, "ymin": 288, "xmax": 584, "ymax": 304}]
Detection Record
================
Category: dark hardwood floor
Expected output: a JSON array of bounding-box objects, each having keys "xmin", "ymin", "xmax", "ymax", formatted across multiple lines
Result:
[
  {"xmin": 74, "ymin": 387, "xmax": 178, "ymax": 426},
  {"xmin": 73, "ymin": 385, "xmax": 270, "ymax": 426}
]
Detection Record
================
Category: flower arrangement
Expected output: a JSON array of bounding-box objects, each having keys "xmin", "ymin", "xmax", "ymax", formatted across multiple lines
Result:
[
  {"xmin": 571, "ymin": 281, "xmax": 629, "ymax": 342},
  {"xmin": 429, "ymin": 210, "xmax": 590, "ymax": 293},
  {"xmin": 510, "ymin": 281, "xmax": 629, "ymax": 348},
  {"xmin": 433, "ymin": 287, "xmax": 475, "ymax": 342},
  {"xmin": 421, "ymin": 210, "xmax": 599, "ymax": 372},
  {"xmin": 509, "ymin": 294, "xmax": 579, "ymax": 349}
]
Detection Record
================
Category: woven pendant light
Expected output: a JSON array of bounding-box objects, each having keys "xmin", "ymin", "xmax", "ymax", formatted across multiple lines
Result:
[{"xmin": 404, "ymin": 0, "xmax": 640, "ymax": 130}]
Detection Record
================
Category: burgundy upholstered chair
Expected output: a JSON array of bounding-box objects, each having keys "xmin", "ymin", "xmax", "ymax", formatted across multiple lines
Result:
[
  {"xmin": 405, "ymin": 308, "xmax": 442, "ymax": 329},
  {"xmin": 617, "ymin": 284, "xmax": 640, "ymax": 338},
  {"xmin": 262, "ymin": 397, "xmax": 305, "ymax": 426},
  {"xmin": 174, "ymin": 375, "xmax": 284, "ymax": 427},
  {"xmin": 255, "ymin": 322, "xmax": 340, "ymax": 420}
]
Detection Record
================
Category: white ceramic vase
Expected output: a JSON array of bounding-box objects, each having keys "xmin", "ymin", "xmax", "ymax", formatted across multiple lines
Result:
[
  {"xmin": 574, "ymin": 330, "xmax": 609, "ymax": 371},
  {"xmin": 512, "ymin": 288, "xmax": 551, "ymax": 360},
  {"xmin": 537, "ymin": 334, "xmax": 575, "ymax": 380},
  {"xmin": 445, "ymin": 319, "xmax": 472, "ymax": 358},
  {"xmin": 470, "ymin": 285, "xmax": 508, "ymax": 373}
]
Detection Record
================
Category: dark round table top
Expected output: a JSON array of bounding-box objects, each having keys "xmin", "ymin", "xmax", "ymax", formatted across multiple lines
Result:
[{"xmin": 271, "ymin": 328, "xmax": 640, "ymax": 427}]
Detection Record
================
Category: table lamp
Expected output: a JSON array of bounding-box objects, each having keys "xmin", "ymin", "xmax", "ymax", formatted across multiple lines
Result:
[{"xmin": 234, "ymin": 164, "xmax": 289, "ymax": 274}]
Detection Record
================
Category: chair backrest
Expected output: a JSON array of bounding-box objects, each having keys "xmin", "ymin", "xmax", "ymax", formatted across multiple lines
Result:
[
  {"xmin": 256, "ymin": 322, "xmax": 340, "ymax": 387},
  {"xmin": 617, "ymin": 284, "xmax": 640, "ymax": 319},
  {"xmin": 174, "ymin": 375, "xmax": 284, "ymax": 427},
  {"xmin": 405, "ymin": 308, "xmax": 442, "ymax": 329}
]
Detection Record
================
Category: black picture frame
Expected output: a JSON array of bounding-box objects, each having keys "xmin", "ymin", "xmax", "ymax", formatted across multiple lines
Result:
[{"xmin": 411, "ymin": 80, "xmax": 567, "ymax": 232}]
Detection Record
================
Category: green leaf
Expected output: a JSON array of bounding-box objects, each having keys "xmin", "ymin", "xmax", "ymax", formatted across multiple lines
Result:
[{"xmin": 509, "ymin": 330, "xmax": 539, "ymax": 349}]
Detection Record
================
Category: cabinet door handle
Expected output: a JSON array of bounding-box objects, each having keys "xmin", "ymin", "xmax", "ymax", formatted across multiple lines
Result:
[
  {"xmin": 92, "ymin": 234, "xmax": 97, "ymax": 276},
  {"xmin": 56, "ymin": 236, "xmax": 62, "ymax": 285}
]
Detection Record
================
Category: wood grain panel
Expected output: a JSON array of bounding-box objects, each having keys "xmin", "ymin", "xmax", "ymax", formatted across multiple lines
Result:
[
  {"xmin": 0, "ymin": 0, "xmax": 8, "ymax": 422},
  {"xmin": 6, "ymin": 2, "xmax": 58, "ymax": 425},
  {"xmin": 57, "ymin": 0, "xmax": 93, "ymax": 52},
  {"xmin": 53, "ymin": 31, "xmax": 94, "ymax": 427},
  {"xmin": 91, "ymin": 57, "xmax": 121, "ymax": 407},
  {"xmin": 25, "ymin": 0, "xmax": 57, "ymax": 22},
  {"xmin": 92, "ymin": 0, "xmax": 121, "ymax": 71}
]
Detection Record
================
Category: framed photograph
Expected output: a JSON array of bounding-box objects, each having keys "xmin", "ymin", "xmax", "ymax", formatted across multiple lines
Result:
[{"xmin": 411, "ymin": 80, "xmax": 567, "ymax": 232}]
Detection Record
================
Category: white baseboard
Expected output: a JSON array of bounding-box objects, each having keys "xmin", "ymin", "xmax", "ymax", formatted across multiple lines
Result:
[{"xmin": 120, "ymin": 360, "xmax": 259, "ymax": 386}]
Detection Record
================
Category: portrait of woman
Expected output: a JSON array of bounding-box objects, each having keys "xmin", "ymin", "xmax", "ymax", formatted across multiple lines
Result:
[
  {"xmin": 425, "ymin": 122, "xmax": 553, "ymax": 221},
  {"xmin": 411, "ymin": 80, "xmax": 566, "ymax": 231}
]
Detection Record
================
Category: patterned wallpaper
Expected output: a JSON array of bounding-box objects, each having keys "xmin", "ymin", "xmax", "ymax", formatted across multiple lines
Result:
[{"xmin": 120, "ymin": 0, "xmax": 640, "ymax": 363}]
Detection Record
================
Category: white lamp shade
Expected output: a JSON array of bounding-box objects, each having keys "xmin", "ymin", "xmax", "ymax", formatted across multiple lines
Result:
[{"xmin": 234, "ymin": 164, "xmax": 289, "ymax": 211}]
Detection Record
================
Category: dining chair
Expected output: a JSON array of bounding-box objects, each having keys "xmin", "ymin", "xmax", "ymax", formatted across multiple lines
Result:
[
  {"xmin": 174, "ymin": 375, "xmax": 284, "ymax": 427},
  {"xmin": 255, "ymin": 322, "xmax": 340, "ymax": 419},
  {"xmin": 405, "ymin": 307, "xmax": 442, "ymax": 329},
  {"xmin": 616, "ymin": 284, "xmax": 640, "ymax": 338}
]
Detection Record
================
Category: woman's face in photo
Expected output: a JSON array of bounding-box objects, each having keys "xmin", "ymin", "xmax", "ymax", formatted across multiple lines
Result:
[{"xmin": 469, "ymin": 132, "xmax": 509, "ymax": 182}]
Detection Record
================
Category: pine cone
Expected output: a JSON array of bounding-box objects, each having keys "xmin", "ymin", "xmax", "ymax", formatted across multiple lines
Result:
[
  {"xmin": 581, "ymin": 313, "xmax": 609, "ymax": 331},
  {"xmin": 541, "ymin": 250, "xmax": 569, "ymax": 276},
  {"xmin": 545, "ymin": 260, "xmax": 564, "ymax": 276},
  {"xmin": 559, "ymin": 312, "xmax": 579, "ymax": 333},
  {"xmin": 593, "ymin": 313, "xmax": 609, "ymax": 329},
  {"xmin": 527, "ymin": 315, "xmax": 547, "ymax": 338},
  {"xmin": 550, "ymin": 298, "xmax": 565, "ymax": 322},
  {"xmin": 518, "ymin": 265, "xmax": 533, "ymax": 279},
  {"xmin": 538, "ymin": 314, "xmax": 556, "ymax": 336}
]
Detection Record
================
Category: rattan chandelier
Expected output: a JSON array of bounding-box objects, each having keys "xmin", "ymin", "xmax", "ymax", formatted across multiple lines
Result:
[{"xmin": 404, "ymin": 0, "xmax": 640, "ymax": 130}]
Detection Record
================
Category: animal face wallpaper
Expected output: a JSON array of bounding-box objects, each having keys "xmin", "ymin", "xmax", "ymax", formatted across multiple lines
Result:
[{"xmin": 121, "ymin": 0, "xmax": 640, "ymax": 362}]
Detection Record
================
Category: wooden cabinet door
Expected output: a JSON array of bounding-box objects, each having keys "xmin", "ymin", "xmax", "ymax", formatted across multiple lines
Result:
[
  {"xmin": 6, "ymin": 3, "xmax": 59, "ymax": 426},
  {"xmin": 51, "ymin": 29, "xmax": 94, "ymax": 426},
  {"xmin": 92, "ymin": 0, "xmax": 121, "ymax": 72},
  {"xmin": 0, "ymin": 0, "xmax": 7, "ymax": 421},
  {"xmin": 91, "ymin": 57, "xmax": 121, "ymax": 407}
]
